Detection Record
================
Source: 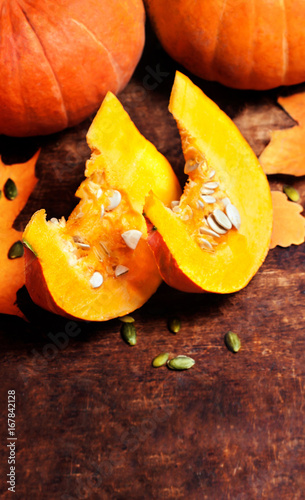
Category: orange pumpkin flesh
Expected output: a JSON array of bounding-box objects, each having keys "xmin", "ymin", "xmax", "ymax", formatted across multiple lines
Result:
[
  {"xmin": 23, "ymin": 93, "xmax": 181, "ymax": 321},
  {"xmin": 145, "ymin": 0, "xmax": 305, "ymax": 90},
  {"xmin": 144, "ymin": 73, "xmax": 273, "ymax": 294},
  {"xmin": 0, "ymin": 0, "xmax": 145, "ymax": 137}
]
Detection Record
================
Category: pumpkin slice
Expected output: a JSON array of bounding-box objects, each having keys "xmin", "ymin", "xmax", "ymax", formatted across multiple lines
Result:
[
  {"xmin": 144, "ymin": 72, "xmax": 273, "ymax": 293},
  {"xmin": 23, "ymin": 92, "xmax": 181, "ymax": 321}
]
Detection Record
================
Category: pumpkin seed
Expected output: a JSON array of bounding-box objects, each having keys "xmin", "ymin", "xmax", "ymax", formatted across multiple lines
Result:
[
  {"xmin": 100, "ymin": 204, "xmax": 105, "ymax": 218},
  {"xmin": 106, "ymin": 190, "xmax": 121, "ymax": 211},
  {"xmin": 224, "ymin": 331, "xmax": 241, "ymax": 353},
  {"xmin": 225, "ymin": 204, "xmax": 241, "ymax": 230},
  {"xmin": 167, "ymin": 355, "xmax": 195, "ymax": 370},
  {"xmin": 201, "ymin": 195, "xmax": 216, "ymax": 204},
  {"xmin": 115, "ymin": 264, "xmax": 129, "ymax": 277},
  {"xmin": 181, "ymin": 205, "xmax": 193, "ymax": 221},
  {"xmin": 201, "ymin": 187, "xmax": 215, "ymax": 195},
  {"xmin": 283, "ymin": 185, "xmax": 300, "ymax": 202},
  {"xmin": 119, "ymin": 315, "xmax": 135, "ymax": 323},
  {"xmin": 172, "ymin": 206, "xmax": 181, "ymax": 213},
  {"xmin": 209, "ymin": 169, "xmax": 216, "ymax": 179},
  {"xmin": 121, "ymin": 322, "xmax": 137, "ymax": 345},
  {"xmin": 99, "ymin": 241, "xmax": 110, "ymax": 256},
  {"xmin": 204, "ymin": 181, "xmax": 219, "ymax": 189},
  {"xmin": 4, "ymin": 178, "xmax": 18, "ymax": 200},
  {"xmin": 171, "ymin": 200, "xmax": 180, "ymax": 209},
  {"xmin": 221, "ymin": 197, "xmax": 231, "ymax": 207},
  {"xmin": 213, "ymin": 208, "xmax": 232, "ymax": 230},
  {"xmin": 97, "ymin": 188, "xmax": 103, "ymax": 199},
  {"xmin": 89, "ymin": 271, "xmax": 104, "ymax": 288},
  {"xmin": 197, "ymin": 200, "xmax": 204, "ymax": 209},
  {"xmin": 50, "ymin": 218, "xmax": 59, "ymax": 224},
  {"xmin": 207, "ymin": 214, "xmax": 227, "ymax": 235},
  {"xmin": 73, "ymin": 236, "xmax": 90, "ymax": 249},
  {"xmin": 184, "ymin": 159, "xmax": 199, "ymax": 174},
  {"xmin": 199, "ymin": 226, "xmax": 220, "ymax": 238},
  {"xmin": 198, "ymin": 238, "xmax": 214, "ymax": 251},
  {"xmin": 168, "ymin": 317, "xmax": 181, "ymax": 333},
  {"xmin": 121, "ymin": 230, "xmax": 142, "ymax": 250},
  {"xmin": 8, "ymin": 240, "xmax": 24, "ymax": 259},
  {"xmin": 152, "ymin": 352, "xmax": 169, "ymax": 367},
  {"xmin": 23, "ymin": 239, "xmax": 38, "ymax": 256}
]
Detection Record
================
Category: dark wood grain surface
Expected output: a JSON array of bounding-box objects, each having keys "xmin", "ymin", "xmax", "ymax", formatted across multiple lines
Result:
[{"xmin": 1, "ymin": 28, "xmax": 305, "ymax": 500}]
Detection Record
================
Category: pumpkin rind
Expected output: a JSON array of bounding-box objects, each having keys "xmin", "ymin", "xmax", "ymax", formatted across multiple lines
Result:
[
  {"xmin": 23, "ymin": 92, "xmax": 181, "ymax": 321},
  {"xmin": 144, "ymin": 72, "xmax": 273, "ymax": 293},
  {"xmin": 0, "ymin": 0, "xmax": 145, "ymax": 136},
  {"xmin": 145, "ymin": 0, "xmax": 305, "ymax": 90}
]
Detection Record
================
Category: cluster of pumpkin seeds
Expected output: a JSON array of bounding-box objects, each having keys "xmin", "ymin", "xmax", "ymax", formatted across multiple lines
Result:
[
  {"xmin": 49, "ymin": 175, "xmax": 143, "ymax": 290},
  {"xmin": 1, "ymin": 177, "xmax": 24, "ymax": 260},
  {"xmin": 170, "ymin": 148, "xmax": 241, "ymax": 252}
]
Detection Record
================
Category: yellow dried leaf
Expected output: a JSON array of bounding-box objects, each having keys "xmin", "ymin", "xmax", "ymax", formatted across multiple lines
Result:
[
  {"xmin": 270, "ymin": 191, "xmax": 305, "ymax": 249},
  {"xmin": 0, "ymin": 152, "xmax": 39, "ymax": 317},
  {"xmin": 260, "ymin": 92, "xmax": 305, "ymax": 176}
]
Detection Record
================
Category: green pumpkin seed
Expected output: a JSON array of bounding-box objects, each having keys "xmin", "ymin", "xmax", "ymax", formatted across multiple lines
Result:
[
  {"xmin": 119, "ymin": 315, "xmax": 135, "ymax": 323},
  {"xmin": 168, "ymin": 317, "xmax": 181, "ymax": 334},
  {"xmin": 8, "ymin": 241, "xmax": 24, "ymax": 259},
  {"xmin": 152, "ymin": 352, "xmax": 169, "ymax": 367},
  {"xmin": 167, "ymin": 355, "xmax": 195, "ymax": 370},
  {"xmin": 22, "ymin": 239, "xmax": 38, "ymax": 257},
  {"xmin": 4, "ymin": 178, "xmax": 18, "ymax": 200},
  {"xmin": 283, "ymin": 185, "xmax": 300, "ymax": 202},
  {"xmin": 224, "ymin": 331, "xmax": 241, "ymax": 353},
  {"xmin": 121, "ymin": 322, "xmax": 137, "ymax": 345}
]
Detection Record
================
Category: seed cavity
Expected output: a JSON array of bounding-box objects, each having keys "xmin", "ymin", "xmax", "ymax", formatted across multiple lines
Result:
[
  {"xmin": 207, "ymin": 214, "xmax": 227, "ymax": 235},
  {"xmin": 115, "ymin": 265, "xmax": 129, "ymax": 277},
  {"xmin": 8, "ymin": 241, "xmax": 24, "ymax": 259},
  {"xmin": 201, "ymin": 195, "xmax": 216, "ymax": 204},
  {"xmin": 121, "ymin": 230, "xmax": 142, "ymax": 250},
  {"xmin": 106, "ymin": 190, "xmax": 121, "ymax": 211},
  {"xmin": 90, "ymin": 271, "xmax": 104, "ymax": 288},
  {"xmin": 4, "ymin": 178, "xmax": 18, "ymax": 200},
  {"xmin": 225, "ymin": 204, "xmax": 241, "ymax": 230},
  {"xmin": 213, "ymin": 208, "xmax": 232, "ymax": 230}
]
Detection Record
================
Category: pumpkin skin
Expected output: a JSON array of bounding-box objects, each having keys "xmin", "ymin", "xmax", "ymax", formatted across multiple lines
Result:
[
  {"xmin": 23, "ymin": 92, "xmax": 181, "ymax": 321},
  {"xmin": 0, "ymin": 0, "xmax": 145, "ymax": 137},
  {"xmin": 144, "ymin": 73, "xmax": 273, "ymax": 293},
  {"xmin": 145, "ymin": 0, "xmax": 305, "ymax": 90}
]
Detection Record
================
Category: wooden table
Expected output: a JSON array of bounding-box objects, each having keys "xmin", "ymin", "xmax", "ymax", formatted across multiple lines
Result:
[{"xmin": 1, "ymin": 27, "xmax": 305, "ymax": 500}]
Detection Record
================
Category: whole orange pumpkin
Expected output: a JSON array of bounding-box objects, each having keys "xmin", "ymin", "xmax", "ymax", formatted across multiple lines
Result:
[
  {"xmin": 145, "ymin": 0, "xmax": 305, "ymax": 90},
  {"xmin": 0, "ymin": 0, "xmax": 145, "ymax": 137}
]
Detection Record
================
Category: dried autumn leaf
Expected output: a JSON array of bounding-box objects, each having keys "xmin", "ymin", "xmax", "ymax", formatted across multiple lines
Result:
[
  {"xmin": 270, "ymin": 191, "xmax": 305, "ymax": 249},
  {"xmin": 259, "ymin": 92, "xmax": 305, "ymax": 176},
  {"xmin": 0, "ymin": 152, "xmax": 39, "ymax": 317}
]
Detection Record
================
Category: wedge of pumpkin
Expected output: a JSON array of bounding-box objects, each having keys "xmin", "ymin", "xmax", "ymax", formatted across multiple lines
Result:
[
  {"xmin": 144, "ymin": 72, "xmax": 273, "ymax": 293},
  {"xmin": 23, "ymin": 92, "xmax": 181, "ymax": 321}
]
